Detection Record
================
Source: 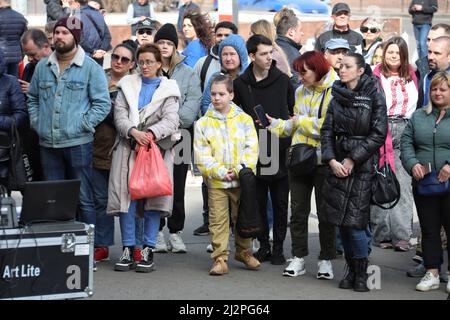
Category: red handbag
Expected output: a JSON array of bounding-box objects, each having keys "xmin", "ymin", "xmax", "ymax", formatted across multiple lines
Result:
[{"xmin": 129, "ymin": 140, "xmax": 173, "ymax": 200}]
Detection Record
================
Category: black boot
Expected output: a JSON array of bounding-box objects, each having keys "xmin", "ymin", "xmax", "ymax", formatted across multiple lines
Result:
[
  {"xmin": 338, "ymin": 257, "xmax": 355, "ymax": 289},
  {"xmin": 353, "ymin": 258, "xmax": 369, "ymax": 292},
  {"xmin": 271, "ymin": 243, "xmax": 286, "ymax": 265}
]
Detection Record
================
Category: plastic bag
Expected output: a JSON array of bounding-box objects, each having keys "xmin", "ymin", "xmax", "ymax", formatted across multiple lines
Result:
[{"xmin": 129, "ymin": 140, "xmax": 173, "ymax": 200}]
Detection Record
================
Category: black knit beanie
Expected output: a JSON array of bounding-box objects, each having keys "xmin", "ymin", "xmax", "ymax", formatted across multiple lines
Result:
[{"xmin": 154, "ymin": 23, "xmax": 178, "ymax": 49}]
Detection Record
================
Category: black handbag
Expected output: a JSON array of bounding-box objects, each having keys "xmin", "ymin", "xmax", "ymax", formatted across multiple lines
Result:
[
  {"xmin": 371, "ymin": 145, "xmax": 401, "ymax": 209},
  {"xmin": 7, "ymin": 119, "xmax": 27, "ymax": 191},
  {"xmin": 286, "ymin": 143, "xmax": 317, "ymax": 176},
  {"xmin": 285, "ymin": 88, "xmax": 330, "ymax": 176},
  {"xmin": 236, "ymin": 166, "xmax": 262, "ymax": 239}
]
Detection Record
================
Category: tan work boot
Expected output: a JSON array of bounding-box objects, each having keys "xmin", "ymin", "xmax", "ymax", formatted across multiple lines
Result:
[
  {"xmin": 209, "ymin": 257, "xmax": 228, "ymax": 276},
  {"xmin": 235, "ymin": 250, "xmax": 261, "ymax": 270}
]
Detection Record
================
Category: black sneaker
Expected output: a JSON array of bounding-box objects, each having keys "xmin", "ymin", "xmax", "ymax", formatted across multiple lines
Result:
[
  {"xmin": 254, "ymin": 247, "xmax": 271, "ymax": 262},
  {"xmin": 193, "ymin": 223, "xmax": 210, "ymax": 236},
  {"xmin": 136, "ymin": 247, "xmax": 155, "ymax": 273},
  {"xmin": 114, "ymin": 247, "xmax": 135, "ymax": 271},
  {"xmin": 271, "ymin": 252, "xmax": 286, "ymax": 265}
]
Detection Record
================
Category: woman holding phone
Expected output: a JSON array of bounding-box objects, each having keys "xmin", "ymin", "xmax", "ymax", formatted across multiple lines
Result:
[{"xmin": 263, "ymin": 51, "xmax": 338, "ymax": 280}]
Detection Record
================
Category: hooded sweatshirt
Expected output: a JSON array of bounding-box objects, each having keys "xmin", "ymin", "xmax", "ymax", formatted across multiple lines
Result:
[
  {"xmin": 233, "ymin": 60, "xmax": 295, "ymax": 179},
  {"xmin": 194, "ymin": 103, "xmax": 258, "ymax": 189},
  {"xmin": 201, "ymin": 34, "xmax": 249, "ymax": 114},
  {"xmin": 268, "ymin": 68, "xmax": 338, "ymax": 164}
]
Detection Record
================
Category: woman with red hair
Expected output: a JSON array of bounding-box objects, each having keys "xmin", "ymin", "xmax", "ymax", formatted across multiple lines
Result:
[{"xmin": 265, "ymin": 51, "xmax": 338, "ymax": 280}]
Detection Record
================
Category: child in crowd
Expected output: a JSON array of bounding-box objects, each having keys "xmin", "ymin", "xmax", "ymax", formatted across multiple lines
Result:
[{"xmin": 194, "ymin": 74, "xmax": 260, "ymax": 275}]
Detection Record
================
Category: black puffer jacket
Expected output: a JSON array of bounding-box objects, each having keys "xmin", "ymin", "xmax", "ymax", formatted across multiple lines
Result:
[
  {"xmin": 320, "ymin": 75, "xmax": 387, "ymax": 229},
  {"xmin": 0, "ymin": 7, "xmax": 27, "ymax": 64},
  {"xmin": 0, "ymin": 50, "xmax": 28, "ymax": 177}
]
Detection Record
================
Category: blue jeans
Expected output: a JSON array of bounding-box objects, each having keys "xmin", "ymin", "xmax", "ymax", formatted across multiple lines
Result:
[
  {"xmin": 92, "ymin": 168, "xmax": 114, "ymax": 247},
  {"xmin": 413, "ymin": 24, "xmax": 431, "ymax": 59},
  {"xmin": 340, "ymin": 227, "xmax": 369, "ymax": 259},
  {"xmin": 135, "ymin": 216, "xmax": 144, "ymax": 248},
  {"xmin": 40, "ymin": 143, "xmax": 96, "ymax": 225},
  {"xmin": 119, "ymin": 201, "xmax": 160, "ymax": 247},
  {"xmin": 337, "ymin": 226, "xmax": 372, "ymax": 254}
]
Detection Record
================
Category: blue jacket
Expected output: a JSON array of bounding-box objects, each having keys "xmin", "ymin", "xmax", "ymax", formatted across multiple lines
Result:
[
  {"xmin": 0, "ymin": 50, "xmax": 28, "ymax": 176},
  {"xmin": 76, "ymin": 6, "xmax": 112, "ymax": 54},
  {"xmin": 201, "ymin": 34, "xmax": 249, "ymax": 115},
  {"xmin": 27, "ymin": 47, "xmax": 111, "ymax": 148},
  {"xmin": 0, "ymin": 7, "xmax": 27, "ymax": 64},
  {"xmin": 182, "ymin": 39, "xmax": 208, "ymax": 68}
]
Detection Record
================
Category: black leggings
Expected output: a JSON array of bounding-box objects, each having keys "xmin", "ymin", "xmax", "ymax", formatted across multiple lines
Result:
[{"xmin": 413, "ymin": 189, "xmax": 450, "ymax": 271}]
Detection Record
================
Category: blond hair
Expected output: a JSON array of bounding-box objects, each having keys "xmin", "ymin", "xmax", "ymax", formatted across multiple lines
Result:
[
  {"xmin": 251, "ymin": 19, "xmax": 292, "ymax": 77},
  {"xmin": 425, "ymin": 71, "xmax": 450, "ymax": 114},
  {"xmin": 273, "ymin": 6, "xmax": 296, "ymax": 28}
]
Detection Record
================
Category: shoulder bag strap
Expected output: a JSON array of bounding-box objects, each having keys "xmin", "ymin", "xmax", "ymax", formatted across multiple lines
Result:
[
  {"xmin": 200, "ymin": 55, "xmax": 213, "ymax": 92},
  {"xmin": 317, "ymin": 87, "xmax": 331, "ymax": 119}
]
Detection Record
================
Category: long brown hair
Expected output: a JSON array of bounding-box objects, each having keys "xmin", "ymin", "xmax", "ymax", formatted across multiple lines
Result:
[
  {"xmin": 381, "ymin": 36, "xmax": 412, "ymax": 82},
  {"xmin": 183, "ymin": 12, "xmax": 214, "ymax": 51}
]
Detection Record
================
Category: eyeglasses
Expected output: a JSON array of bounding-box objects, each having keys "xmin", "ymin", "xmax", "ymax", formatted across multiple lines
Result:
[
  {"xmin": 111, "ymin": 53, "xmax": 132, "ymax": 64},
  {"xmin": 138, "ymin": 60, "xmax": 158, "ymax": 67},
  {"xmin": 137, "ymin": 29, "xmax": 153, "ymax": 36},
  {"xmin": 360, "ymin": 26, "xmax": 379, "ymax": 33}
]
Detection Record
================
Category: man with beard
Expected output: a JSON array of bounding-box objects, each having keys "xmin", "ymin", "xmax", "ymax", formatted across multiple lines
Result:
[
  {"xmin": 27, "ymin": 16, "xmax": 110, "ymax": 229},
  {"xmin": 421, "ymin": 36, "xmax": 450, "ymax": 107},
  {"xmin": 324, "ymin": 38, "xmax": 349, "ymax": 73}
]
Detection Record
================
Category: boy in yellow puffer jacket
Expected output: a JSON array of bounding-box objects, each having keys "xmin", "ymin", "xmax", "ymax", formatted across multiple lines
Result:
[{"xmin": 194, "ymin": 74, "xmax": 260, "ymax": 276}]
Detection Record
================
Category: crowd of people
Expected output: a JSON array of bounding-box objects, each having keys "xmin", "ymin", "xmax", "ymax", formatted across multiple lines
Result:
[{"xmin": 0, "ymin": 0, "xmax": 449, "ymax": 295}]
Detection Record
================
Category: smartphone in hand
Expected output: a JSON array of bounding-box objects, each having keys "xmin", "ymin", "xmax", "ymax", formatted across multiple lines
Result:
[{"xmin": 254, "ymin": 104, "xmax": 270, "ymax": 128}]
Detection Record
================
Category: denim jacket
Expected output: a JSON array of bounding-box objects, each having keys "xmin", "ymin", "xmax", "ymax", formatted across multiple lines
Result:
[{"xmin": 27, "ymin": 47, "xmax": 110, "ymax": 148}]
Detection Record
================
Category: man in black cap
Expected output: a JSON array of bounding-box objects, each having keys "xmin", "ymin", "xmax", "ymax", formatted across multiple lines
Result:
[
  {"xmin": 135, "ymin": 17, "xmax": 157, "ymax": 46},
  {"xmin": 315, "ymin": 2, "xmax": 363, "ymax": 53}
]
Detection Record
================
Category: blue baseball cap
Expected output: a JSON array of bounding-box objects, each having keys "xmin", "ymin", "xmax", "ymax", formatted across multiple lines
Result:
[{"xmin": 325, "ymin": 38, "xmax": 350, "ymax": 50}]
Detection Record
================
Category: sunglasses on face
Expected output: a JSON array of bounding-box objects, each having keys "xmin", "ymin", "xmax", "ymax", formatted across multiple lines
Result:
[
  {"xmin": 138, "ymin": 29, "xmax": 153, "ymax": 36},
  {"xmin": 360, "ymin": 26, "xmax": 379, "ymax": 33},
  {"xmin": 111, "ymin": 53, "xmax": 131, "ymax": 64}
]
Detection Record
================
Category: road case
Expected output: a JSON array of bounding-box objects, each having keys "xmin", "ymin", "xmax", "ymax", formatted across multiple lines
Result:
[{"xmin": 0, "ymin": 221, "xmax": 94, "ymax": 300}]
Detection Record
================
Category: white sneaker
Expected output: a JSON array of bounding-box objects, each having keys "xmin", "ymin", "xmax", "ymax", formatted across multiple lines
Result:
[
  {"xmin": 317, "ymin": 260, "xmax": 334, "ymax": 280},
  {"xmin": 154, "ymin": 231, "xmax": 168, "ymax": 253},
  {"xmin": 416, "ymin": 271, "xmax": 440, "ymax": 292},
  {"xmin": 282, "ymin": 257, "xmax": 306, "ymax": 277},
  {"xmin": 252, "ymin": 239, "xmax": 260, "ymax": 254},
  {"xmin": 269, "ymin": 228, "xmax": 273, "ymax": 242},
  {"xmin": 447, "ymin": 274, "xmax": 450, "ymax": 293},
  {"xmin": 168, "ymin": 232, "xmax": 187, "ymax": 253},
  {"xmin": 206, "ymin": 243, "xmax": 213, "ymax": 253}
]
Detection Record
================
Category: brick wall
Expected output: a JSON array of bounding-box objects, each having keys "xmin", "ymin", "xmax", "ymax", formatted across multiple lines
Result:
[
  {"xmin": 329, "ymin": 0, "xmax": 449, "ymax": 13},
  {"xmin": 107, "ymin": 17, "xmax": 401, "ymax": 48}
]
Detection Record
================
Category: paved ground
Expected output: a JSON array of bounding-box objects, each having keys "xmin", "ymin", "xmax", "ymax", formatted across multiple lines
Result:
[{"xmin": 88, "ymin": 175, "xmax": 449, "ymax": 300}]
